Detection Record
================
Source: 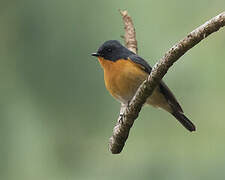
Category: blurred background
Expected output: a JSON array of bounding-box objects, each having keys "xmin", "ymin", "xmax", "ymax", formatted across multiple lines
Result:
[{"xmin": 1, "ymin": 0, "xmax": 225, "ymax": 179}]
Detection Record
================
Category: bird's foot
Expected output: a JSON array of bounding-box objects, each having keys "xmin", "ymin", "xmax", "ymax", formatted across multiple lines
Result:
[
  {"xmin": 118, "ymin": 101, "xmax": 131, "ymax": 124},
  {"xmin": 118, "ymin": 113, "xmax": 125, "ymax": 124}
]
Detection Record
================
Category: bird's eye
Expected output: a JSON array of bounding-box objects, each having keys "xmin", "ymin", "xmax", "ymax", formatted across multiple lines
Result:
[{"xmin": 107, "ymin": 48, "xmax": 112, "ymax": 52}]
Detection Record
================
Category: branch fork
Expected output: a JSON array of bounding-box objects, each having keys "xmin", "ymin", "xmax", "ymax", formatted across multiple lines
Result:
[{"xmin": 109, "ymin": 10, "xmax": 225, "ymax": 154}]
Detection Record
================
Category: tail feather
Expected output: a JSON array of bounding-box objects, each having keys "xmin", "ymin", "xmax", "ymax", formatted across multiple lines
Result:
[{"xmin": 172, "ymin": 111, "xmax": 196, "ymax": 132}]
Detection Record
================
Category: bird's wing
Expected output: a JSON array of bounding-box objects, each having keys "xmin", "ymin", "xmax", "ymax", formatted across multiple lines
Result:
[
  {"xmin": 128, "ymin": 54, "xmax": 183, "ymax": 113},
  {"xmin": 128, "ymin": 54, "xmax": 152, "ymax": 74}
]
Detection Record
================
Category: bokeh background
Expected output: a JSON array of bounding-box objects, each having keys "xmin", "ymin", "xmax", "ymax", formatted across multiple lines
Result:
[{"xmin": 1, "ymin": 0, "xmax": 225, "ymax": 179}]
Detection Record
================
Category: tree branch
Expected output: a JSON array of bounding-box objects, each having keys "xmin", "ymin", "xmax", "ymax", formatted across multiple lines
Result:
[
  {"xmin": 119, "ymin": 9, "xmax": 138, "ymax": 54},
  {"xmin": 109, "ymin": 11, "xmax": 225, "ymax": 154}
]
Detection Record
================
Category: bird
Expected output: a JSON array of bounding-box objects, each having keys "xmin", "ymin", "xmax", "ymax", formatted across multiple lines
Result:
[{"xmin": 91, "ymin": 40, "xmax": 195, "ymax": 132}]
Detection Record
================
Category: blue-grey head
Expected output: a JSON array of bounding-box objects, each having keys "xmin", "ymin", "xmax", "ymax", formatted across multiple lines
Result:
[{"xmin": 91, "ymin": 40, "xmax": 134, "ymax": 61}]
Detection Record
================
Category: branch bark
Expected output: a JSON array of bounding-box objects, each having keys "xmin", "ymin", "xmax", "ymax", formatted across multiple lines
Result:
[
  {"xmin": 119, "ymin": 9, "xmax": 138, "ymax": 54},
  {"xmin": 109, "ymin": 11, "xmax": 225, "ymax": 154}
]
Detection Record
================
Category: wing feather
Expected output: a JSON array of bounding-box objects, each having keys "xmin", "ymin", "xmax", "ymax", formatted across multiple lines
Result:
[
  {"xmin": 128, "ymin": 54, "xmax": 151, "ymax": 74},
  {"xmin": 129, "ymin": 54, "xmax": 183, "ymax": 113}
]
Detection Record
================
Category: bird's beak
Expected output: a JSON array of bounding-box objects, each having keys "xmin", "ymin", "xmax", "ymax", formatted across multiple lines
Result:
[{"xmin": 91, "ymin": 52, "xmax": 100, "ymax": 57}]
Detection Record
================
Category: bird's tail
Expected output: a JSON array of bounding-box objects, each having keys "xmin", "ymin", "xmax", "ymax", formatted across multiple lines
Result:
[{"xmin": 172, "ymin": 111, "xmax": 196, "ymax": 132}]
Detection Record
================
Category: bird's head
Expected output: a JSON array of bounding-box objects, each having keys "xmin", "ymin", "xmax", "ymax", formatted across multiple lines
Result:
[{"xmin": 91, "ymin": 40, "xmax": 133, "ymax": 61}]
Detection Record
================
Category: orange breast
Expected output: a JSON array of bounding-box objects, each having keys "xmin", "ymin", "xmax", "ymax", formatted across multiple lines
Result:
[{"xmin": 98, "ymin": 57, "xmax": 148, "ymax": 103}]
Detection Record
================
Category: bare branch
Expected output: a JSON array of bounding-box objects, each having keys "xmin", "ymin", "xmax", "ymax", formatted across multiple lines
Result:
[
  {"xmin": 109, "ymin": 11, "xmax": 225, "ymax": 154},
  {"xmin": 119, "ymin": 9, "xmax": 138, "ymax": 54}
]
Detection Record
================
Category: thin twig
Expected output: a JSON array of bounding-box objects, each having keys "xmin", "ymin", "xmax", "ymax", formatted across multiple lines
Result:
[
  {"xmin": 119, "ymin": 9, "xmax": 138, "ymax": 54},
  {"xmin": 109, "ymin": 11, "xmax": 225, "ymax": 154}
]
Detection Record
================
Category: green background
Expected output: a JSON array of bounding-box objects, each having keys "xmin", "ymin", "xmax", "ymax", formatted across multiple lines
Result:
[{"xmin": 1, "ymin": 0, "xmax": 225, "ymax": 179}]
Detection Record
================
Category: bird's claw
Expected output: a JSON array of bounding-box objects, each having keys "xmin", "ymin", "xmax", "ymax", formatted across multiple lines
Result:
[
  {"xmin": 118, "ymin": 113, "xmax": 125, "ymax": 124},
  {"xmin": 118, "ymin": 101, "xmax": 130, "ymax": 124}
]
